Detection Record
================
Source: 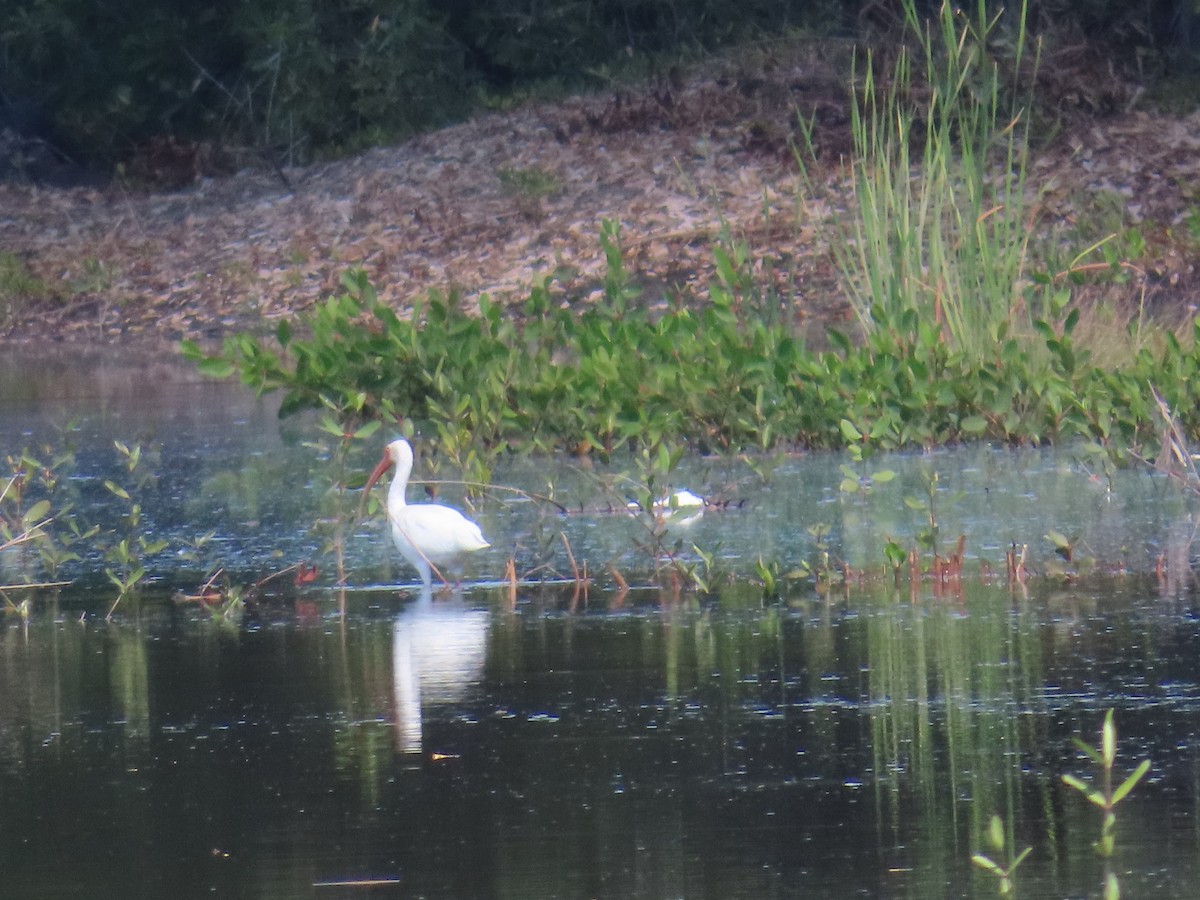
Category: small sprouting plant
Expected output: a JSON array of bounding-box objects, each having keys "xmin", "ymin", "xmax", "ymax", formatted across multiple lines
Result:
[
  {"xmin": 755, "ymin": 555, "xmax": 779, "ymax": 598},
  {"xmin": 752, "ymin": 555, "xmax": 812, "ymax": 599},
  {"xmin": 1, "ymin": 459, "xmax": 53, "ymax": 570},
  {"xmin": 1045, "ymin": 529, "xmax": 1079, "ymax": 564},
  {"xmin": 904, "ymin": 468, "xmax": 957, "ymax": 555},
  {"xmin": 102, "ymin": 441, "xmax": 169, "ymax": 618},
  {"xmin": 971, "ymin": 814, "xmax": 1031, "ymax": 895},
  {"xmin": 623, "ymin": 439, "xmax": 704, "ymax": 589},
  {"xmin": 1062, "ymin": 709, "xmax": 1151, "ymax": 899},
  {"xmin": 69, "ymin": 256, "xmax": 116, "ymax": 294},
  {"xmin": 837, "ymin": 460, "xmax": 896, "ymax": 495},
  {"xmin": 690, "ymin": 542, "xmax": 731, "ymax": 593},
  {"xmin": 796, "ymin": 523, "xmax": 835, "ymax": 587},
  {"xmin": 882, "ymin": 538, "xmax": 907, "ymax": 582}
]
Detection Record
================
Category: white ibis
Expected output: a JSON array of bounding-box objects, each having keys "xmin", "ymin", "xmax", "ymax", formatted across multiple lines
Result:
[{"xmin": 364, "ymin": 438, "xmax": 490, "ymax": 593}]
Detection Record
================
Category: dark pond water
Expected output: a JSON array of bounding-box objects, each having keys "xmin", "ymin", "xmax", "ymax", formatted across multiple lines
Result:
[{"xmin": 3, "ymin": 349, "xmax": 1200, "ymax": 898}]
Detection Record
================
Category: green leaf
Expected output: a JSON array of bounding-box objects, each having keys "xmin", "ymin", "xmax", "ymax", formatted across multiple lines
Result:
[
  {"xmin": 1063, "ymin": 307, "xmax": 1080, "ymax": 335},
  {"xmin": 22, "ymin": 499, "xmax": 51, "ymax": 524},
  {"xmin": 104, "ymin": 480, "xmax": 131, "ymax": 500},
  {"xmin": 971, "ymin": 854, "xmax": 1003, "ymax": 875},
  {"xmin": 196, "ymin": 357, "xmax": 236, "ymax": 379},
  {"xmin": 839, "ymin": 419, "xmax": 862, "ymax": 442},
  {"xmin": 1045, "ymin": 530, "xmax": 1071, "ymax": 551},
  {"xmin": 355, "ymin": 420, "xmax": 382, "ymax": 439},
  {"xmin": 1071, "ymin": 736, "xmax": 1105, "ymax": 766},
  {"xmin": 987, "ymin": 815, "xmax": 1005, "ymax": 852},
  {"xmin": 276, "ymin": 318, "xmax": 292, "ymax": 347},
  {"xmin": 871, "ymin": 469, "xmax": 896, "ymax": 484},
  {"xmin": 656, "ymin": 442, "xmax": 672, "ymax": 474},
  {"xmin": 1102, "ymin": 709, "xmax": 1116, "ymax": 768},
  {"xmin": 1112, "ymin": 758, "xmax": 1150, "ymax": 804},
  {"xmin": 1061, "ymin": 773, "xmax": 1088, "ymax": 793},
  {"xmin": 827, "ymin": 329, "xmax": 851, "ymax": 353},
  {"xmin": 318, "ymin": 417, "xmax": 346, "ymax": 437},
  {"xmin": 1061, "ymin": 773, "xmax": 1107, "ymax": 808},
  {"xmin": 961, "ymin": 415, "xmax": 988, "ymax": 434},
  {"xmin": 883, "ymin": 540, "xmax": 906, "ymax": 568}
]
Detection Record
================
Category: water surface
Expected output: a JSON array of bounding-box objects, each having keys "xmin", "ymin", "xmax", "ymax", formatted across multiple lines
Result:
[{"xmin": 2, "ymin": 349, "xmax": 1200, "ymax": 898}]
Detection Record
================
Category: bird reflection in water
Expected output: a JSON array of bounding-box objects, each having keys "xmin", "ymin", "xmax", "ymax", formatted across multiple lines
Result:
[{"xmin": 392, "ymin": 591, "xmax": 489, "ymax": 754}]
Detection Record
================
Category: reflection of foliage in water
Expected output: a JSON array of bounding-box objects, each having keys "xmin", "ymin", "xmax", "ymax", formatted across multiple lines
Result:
[
  {"xmin": 110, "ymin": 627, "xmax": 151, "ymax": 740},
  {"xmin": 0, "ymin": 576, "xmax": 1189, "ymax": 895},
  {"xmin": 863, "ymin": 581, "xmax": 1049, "ymax": 888},
  {"xmin": 327, "ymin": 620, "xmax": 397, "ymax": 807}
]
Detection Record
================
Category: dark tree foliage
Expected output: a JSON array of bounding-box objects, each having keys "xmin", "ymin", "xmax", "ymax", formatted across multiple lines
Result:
[{"xmin": 0, "ymin": 0, "xmax": 1195, "ymax": 176}]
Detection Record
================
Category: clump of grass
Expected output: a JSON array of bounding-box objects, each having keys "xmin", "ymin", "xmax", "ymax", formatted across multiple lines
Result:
[
  {"xmin": 498, "ymin": 165, "xmax": 563, "ymax": 200},
  {"xmin": 831, "ymin": 0, "xmax": 1042, "ymax": 359},
  {"xmin": 0, "ymin": 252, "xmax": 53, "ymax": 331}
]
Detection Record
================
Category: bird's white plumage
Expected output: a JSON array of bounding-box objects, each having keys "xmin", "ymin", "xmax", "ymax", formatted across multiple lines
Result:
[{"xmin": 366, "ymin": 439, "xmax": 489, "ymax": 592}]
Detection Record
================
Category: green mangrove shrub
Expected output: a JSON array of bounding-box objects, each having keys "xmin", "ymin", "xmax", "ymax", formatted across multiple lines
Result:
[
  {"xmin": 184, "ymin": 219, "xmax": 1200, "ymax": 459},
  {"xmin": 1, "ymin": 443, "xmax": 96, "ymax": 591}
]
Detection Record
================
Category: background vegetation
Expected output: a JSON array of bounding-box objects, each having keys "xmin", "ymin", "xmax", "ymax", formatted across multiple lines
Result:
[
  {"xmin": 174, "ymin": 0, "xmax": 1200, "ymax": 474},
  {"xmin": 2, "ymin": 0, "xmax": 1198, "ymax": 171}
]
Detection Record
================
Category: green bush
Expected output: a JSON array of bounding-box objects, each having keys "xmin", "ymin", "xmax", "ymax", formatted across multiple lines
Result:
[{"xmin": 182, "ymin": 223, "xmax": 1200, "ymax": 461}]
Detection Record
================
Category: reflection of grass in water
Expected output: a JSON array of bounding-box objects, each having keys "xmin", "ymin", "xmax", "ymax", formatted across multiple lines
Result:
[
  {"xmin": 0, "ymin": 568, "xmax": 1182, "ymax": 898},
  {"xmin": 111, "ymin": 630, "xmax": 151, "ymax": 738}
]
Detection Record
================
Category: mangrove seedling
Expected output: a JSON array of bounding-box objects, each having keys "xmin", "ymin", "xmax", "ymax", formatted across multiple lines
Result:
[
  {"xmin": 102, "ymin": 441, "xmax": 169, "ymax": 618},
  {"xmin": 1062, "ymin": 709, "xmax": 1150, "ymax": 857},
  {"xmin": 837, "ymin": 462, "xmax": 896, "ymax": 495},
  {"xmin": 972, "ymin": 814, "xmax": 1031, "ymax": 896},
  {"xmin": 1062, "ymin": 709, "xmax": 1151, "ymax": 899}
]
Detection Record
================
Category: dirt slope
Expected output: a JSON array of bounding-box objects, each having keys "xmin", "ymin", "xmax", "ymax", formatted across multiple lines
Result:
[{"xmin": 2, "ymin": 42, "xmax": 1197, "ymax": 346}]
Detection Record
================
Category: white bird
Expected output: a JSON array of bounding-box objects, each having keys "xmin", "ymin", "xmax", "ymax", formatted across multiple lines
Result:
[
  {"xmin": 653, "ymin": 489, "xmax": 705, "ymax": 510},
  {"xmin": 364, "ymin": 438, "xmax": 490, "ymax": 593},
  {"xmin": 626, "ymin": 489, "xmax": 706, "ymax": 513}
]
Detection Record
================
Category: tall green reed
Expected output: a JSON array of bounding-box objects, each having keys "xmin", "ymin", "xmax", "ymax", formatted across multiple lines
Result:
[{"xmin": 835, "ymin": 0, "xmax": 1042, "ymax": 359}]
